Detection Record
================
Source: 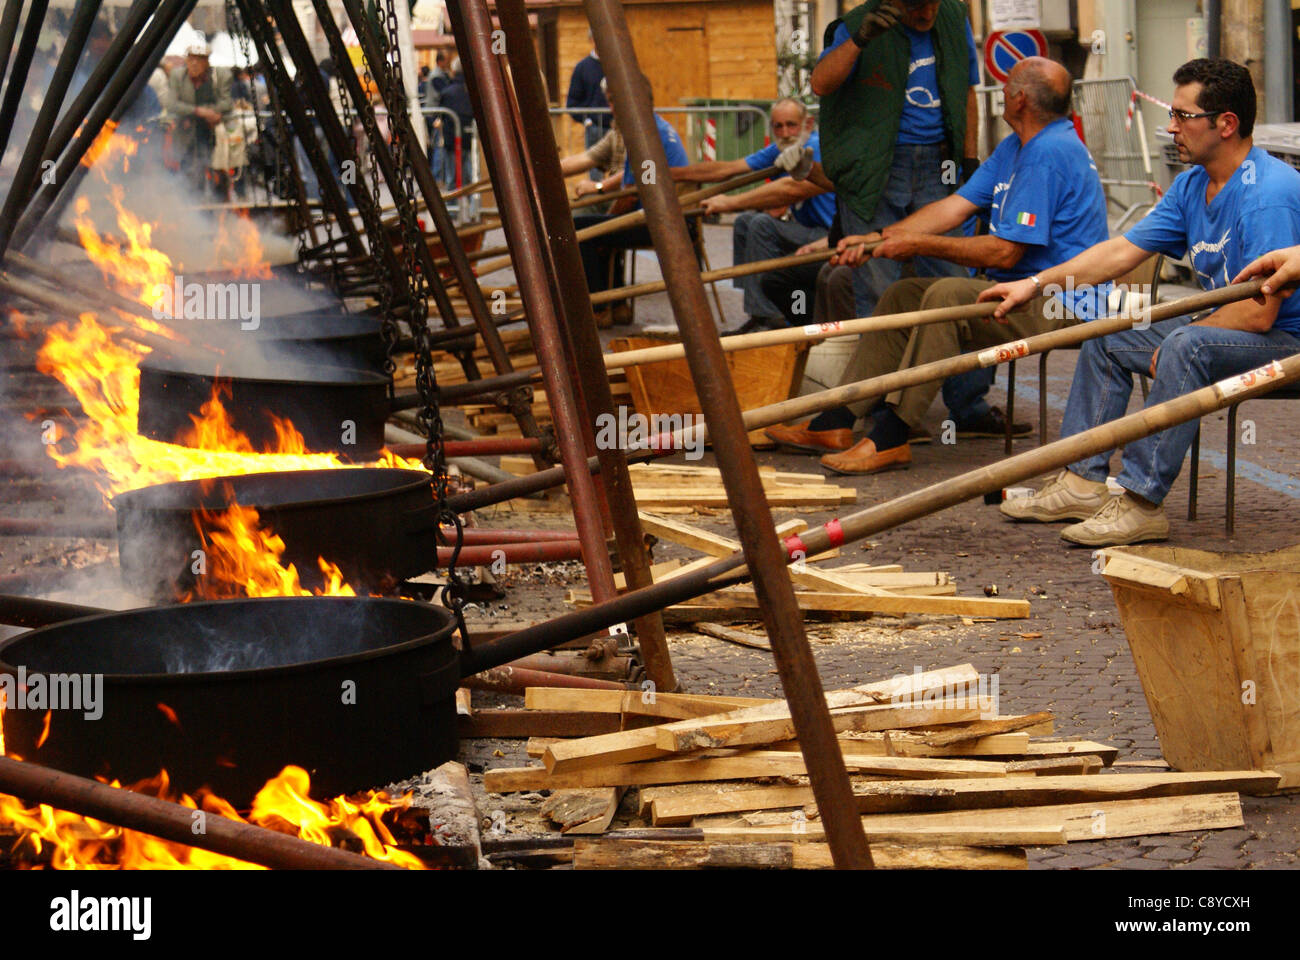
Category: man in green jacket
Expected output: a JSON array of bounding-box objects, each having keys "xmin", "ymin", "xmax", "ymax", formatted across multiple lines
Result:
[{"xmin": 811, "ymin": 1, "xmax": 1015, "ymax": 435}]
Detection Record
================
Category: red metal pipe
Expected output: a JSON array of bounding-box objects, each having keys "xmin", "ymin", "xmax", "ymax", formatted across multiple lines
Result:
[
  {"xmin": 388, "ymin": 438, "xmax": 543, "ymax": 458},
  {"xmin": 461, "ymin": 665, "xmax": 625, "ymax": 695},
  {"xmin": 435, "ymin": 541, "xmax": 583, "ymax": 566}
]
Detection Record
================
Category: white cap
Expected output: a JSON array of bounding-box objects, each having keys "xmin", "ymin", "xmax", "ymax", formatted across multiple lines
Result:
[{"xmin": 187, "ymin": 38, "xmax": 210, "ymax": 58}]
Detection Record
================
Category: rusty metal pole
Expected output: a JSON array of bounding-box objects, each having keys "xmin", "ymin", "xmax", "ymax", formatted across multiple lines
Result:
[
  {"xmin": 445, "ymin": 0, "xmax": 622, "ymax": 613},
  {"xmin": 495, "ymin": 0, "xmax": 675, "ymax": 690},
  {"xmin": 582, "ymin": 0, "xmax": 872, "ymax": 869}
]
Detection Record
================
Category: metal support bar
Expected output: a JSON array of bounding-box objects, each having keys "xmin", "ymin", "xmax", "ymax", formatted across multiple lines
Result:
[
  {"xmin": 234, "ymin": 0, "xmax": 367, "ymax": 262},
  {"xmin": 444, "ymin": 0, "xmax": 622, "ymax": 616},
  {"xmin": 582, "ymin": 0, "xmax": 872, "ymax": 870},
  {"xmin": 0, "ymin": 0, "xmax": 50, "ymax": 166},
  {"xmin": 13, "ymin": 0, "xmax": 200, "ymax": 251},
  {"xmin": 0, "ymin": 0, "xmax": 101, "ymax": 261},
  {"xmin": 496, "ymin": 0, "xmax": 675, "ymax": 690}
]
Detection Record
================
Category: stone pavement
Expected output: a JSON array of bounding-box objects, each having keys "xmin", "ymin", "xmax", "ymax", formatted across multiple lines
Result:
[{"xmin": 482, "ymin": 219, "xmax": 1300, "ymax": 869}]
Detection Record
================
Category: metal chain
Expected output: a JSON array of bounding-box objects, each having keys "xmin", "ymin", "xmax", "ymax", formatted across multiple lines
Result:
[
  {"xmin": 375, "ymin": 0, "xmax": 467, "ymax": 637},
  {"xmin": 338, "ymin": 31, "xmax": 398, "ymax": 380},
  {"xmin": 227, "ymin": 0, "xmax": 310, "ymax": 256}
]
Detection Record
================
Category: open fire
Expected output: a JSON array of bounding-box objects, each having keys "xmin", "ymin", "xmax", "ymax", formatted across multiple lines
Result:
[
  {"xmin": 3, "ymin": 127, "xmax": 447, "ymax": 871},
  {"xmin": 0, "ymin": 762, "xmax": 428, "ymax": 869}
]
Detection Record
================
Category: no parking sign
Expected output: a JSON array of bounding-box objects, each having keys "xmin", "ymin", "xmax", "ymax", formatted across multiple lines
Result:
[{"xmin": 983, "ymin": 29, "xmax": 1047, "ymax": 84}]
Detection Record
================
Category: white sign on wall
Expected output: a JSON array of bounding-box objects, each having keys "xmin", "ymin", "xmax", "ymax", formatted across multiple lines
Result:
[{"xmin": 991, "ymin": 0, "xmax": 1041, "ymax": 32}]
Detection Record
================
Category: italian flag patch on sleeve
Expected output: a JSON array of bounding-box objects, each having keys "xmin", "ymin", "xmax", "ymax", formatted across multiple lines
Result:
[{"xmin": 1016, "ymin": 212, "xmax": 1037, "ymax": 227}]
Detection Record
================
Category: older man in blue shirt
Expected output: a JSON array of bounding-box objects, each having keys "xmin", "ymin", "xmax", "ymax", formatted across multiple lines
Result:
[
  {"xmin": 983, "ymin": 58, "xmax": 1300, "ymax": 547},
  {"xmin": 768, "ymin": 57, "xmax": 1110, "ymax": 474}
]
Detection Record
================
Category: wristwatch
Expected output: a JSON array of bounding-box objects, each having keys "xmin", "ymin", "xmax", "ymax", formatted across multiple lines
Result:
[{"xmin": 1029, "ymin": 275, "xmax": 1042, "ymax": 292}]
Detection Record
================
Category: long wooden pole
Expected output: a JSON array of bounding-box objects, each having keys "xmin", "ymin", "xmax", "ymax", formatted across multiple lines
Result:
[
  {"xmin": 654, "ymin": 280, "xmax": 1266, "ymax": 452},
  {"xmin": 469, "ymin": 165, "xmax": 779, "ymax": 279},
  {"xmin": 479, "ymin": 283, "xmax": 1297, "ymax": 666}
]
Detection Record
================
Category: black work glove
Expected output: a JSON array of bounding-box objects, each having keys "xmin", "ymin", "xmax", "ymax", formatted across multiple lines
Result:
[
  {"xmin": 853, "ymin": 1, "xmax": 904, "ymax": 48},
  {"xmin": 962, "ymin": 157, "xmax": 980, "ymax": 183}
]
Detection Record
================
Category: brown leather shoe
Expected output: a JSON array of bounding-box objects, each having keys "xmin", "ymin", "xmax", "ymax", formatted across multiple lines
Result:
[
  {"xmin": 820, "ymin": 437, "xmax": 912, "ymax": 475},
  {"xmin": 763, "ymin": 421, "xmax": 855, "ymax": 454}
]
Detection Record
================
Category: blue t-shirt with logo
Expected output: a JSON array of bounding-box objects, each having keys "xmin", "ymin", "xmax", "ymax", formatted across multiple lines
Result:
[
  {"xmin": 623, "ymin": 114, "xmax": 689, "ymax": 187},
  {"xmin": 1125, "ymin": 147, "xmax": 1300, "ymax": 335},
  {"xmin": 958, "ymin": 117, "xmax": 1111, "ymax": 319},
  {"xmin": 820, "ymin": 19, "xmax": 980, "ymax": 145},
  {"xmin": 743, "ymin": 132, "xmax": 836, "ymax": 230}
]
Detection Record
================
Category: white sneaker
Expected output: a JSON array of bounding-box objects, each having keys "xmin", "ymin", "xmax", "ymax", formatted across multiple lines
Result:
[
  {"xmin": 1061, "ymin": 493, "xmax": 1170, "ymax": 547},
  {"xmin": 1000, "ymin": 471, "xmax": 1111, "ymax": 523}
]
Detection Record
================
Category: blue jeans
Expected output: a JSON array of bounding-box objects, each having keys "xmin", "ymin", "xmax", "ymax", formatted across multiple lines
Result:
[
  {"xmin": 1063, "ymin": 317, "xmax": 1300, "ymax": 503},
  {"xmin": 732, "ymin": 212, "xmax": 826, "ymax": 323},
  {"xmin": 840, "ymin": 143, "xmax": 992, "ymax": 423}
]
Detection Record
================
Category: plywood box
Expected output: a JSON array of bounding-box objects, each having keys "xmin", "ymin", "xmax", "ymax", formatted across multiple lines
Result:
[{"xmin": 1100, "ymin": 544, "xmax": 1300, "ymax": 791}]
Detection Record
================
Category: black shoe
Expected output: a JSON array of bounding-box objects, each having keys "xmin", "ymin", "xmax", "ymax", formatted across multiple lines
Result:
[{"xmin": 955, "ymin": 405, "xmax": 1032, "ymax": 438}]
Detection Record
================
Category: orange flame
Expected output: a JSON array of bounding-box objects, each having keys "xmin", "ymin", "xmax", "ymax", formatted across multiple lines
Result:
[
  {"xmin": 36, "ymin": 313, "xmax": 421, "ymax": 500},
  {"xmin": 211, "ymin": 210, "xmax": 274, "ymax": 280},
  {"xmin": 186, "ymin": 503, "xmax": 357, "ymax": 600},
  {"xmin": 0, "ymin": 766, "xmax": 427, "ymax": 869}
]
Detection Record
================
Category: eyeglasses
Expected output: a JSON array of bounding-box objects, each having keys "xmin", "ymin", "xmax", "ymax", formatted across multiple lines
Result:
[{"xmin": 1169, "ymin": 108, "xmax": 1223, "ymax": 124}]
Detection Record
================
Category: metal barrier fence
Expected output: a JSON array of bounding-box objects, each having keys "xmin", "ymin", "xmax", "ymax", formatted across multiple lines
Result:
[{"xmin": 553, "ymin": 104, "xmax": 773, "ymax": 165}]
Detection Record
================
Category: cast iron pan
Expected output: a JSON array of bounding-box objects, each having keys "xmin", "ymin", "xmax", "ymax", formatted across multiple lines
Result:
[
  {"xmin": 0, "ymin": 596, "xmax": 459, "ymax": 804},
  {"xmin": 111, "ymin": 468, "xmax": 438, "ymax": 601},
  {"xmin": 136, "ymin": 350, "xmax": 412, "ymax": 457}
]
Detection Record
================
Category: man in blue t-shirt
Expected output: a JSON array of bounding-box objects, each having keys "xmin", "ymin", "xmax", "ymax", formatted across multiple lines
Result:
[
  {"xmin": 573, "ymin": 81, "xmax": 691, "ymax": 325},
  {"xmin": 669, "ymin": 98, "xmax": 834, "ymax": 331},
  {"xmin": 983, "ymin": 59, "xmax": 1300, "ymax": 547},
  {"xmin": 769, "ymin": 58, "xmax": 1108, "ymax": 474}
]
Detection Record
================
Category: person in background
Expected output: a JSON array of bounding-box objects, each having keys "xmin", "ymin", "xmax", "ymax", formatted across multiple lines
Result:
[
  {"xmin": 566, "ymin": 31, "xmax": 611, "ymax": 182},
  {"xmin": 439, "ymin": 57, "xmax": 476, "ymax": 191},
  {"xmin": 165, "ymin": 39, "xmax": 233, "ymax": 197},
  {"xmin": 671, "ymin": 98, "xmax": 835, "ymax": 333},
  {"xmin": 572, "ymin": 78, "xmax": 690, "ymax": 326},
  {"xmin": 811, "ymin": 0, "xmax": 1003, "ymax": 432}
]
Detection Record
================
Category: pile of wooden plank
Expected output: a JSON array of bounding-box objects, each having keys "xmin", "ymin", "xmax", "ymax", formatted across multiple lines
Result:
[
  {"xmin": 477, "ymin": 664, "xmax": 1277, "ymax": 870},
  {"xmin": 565, "ymin": 511, "xmax": 1030, "ymax": 621},
  {"xmin": 497, "ymin": 460, "xmax": 857, "ymax": 512}
]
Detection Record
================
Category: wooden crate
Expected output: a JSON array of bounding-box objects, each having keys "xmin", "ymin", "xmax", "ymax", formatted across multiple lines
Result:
[
  {"xmin": 610, "ymin": 336, "xmax": 808, "ymax": 446},
  {"xmin": 1100, "ymin": 544, "xmax": 1300, "ymax": 791}
]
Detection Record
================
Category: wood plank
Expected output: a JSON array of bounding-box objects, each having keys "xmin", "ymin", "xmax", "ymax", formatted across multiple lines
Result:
[
  {"xmin": 649, "ymin": 771, "xmax": 1276, "ymax": 824},
  {"xmin": 677, "ymin": 587, "xmax": 1031, "ymax": 619},
  {"xmin": 653, "ymin": 664, "xmax": 984, "ymax": 753},
  {"xmin": 541, "ymin": 787, "xmax": 626, "ymax": 835},
  {"xmin": 1021, "ymin": 740, "xmax": 1119, "ymax": 766},
  {"xmin": 459, "ymin": 709, "xmax": 626, "ymax": 739},
  {"xmin": 722, "ymin": 793, "xmax": 1246, "ymax": 843},
  {"xmin": 543, "ymin": 665, "xmax": 981, "ymax": 771},
  {"xmin": 915, "ymin": 712, "xmax": 1055, "ymax": 746},
  {"xmin": 700, "ymin": 824, "xmax": 1066, "ymax": 847},
  {"xmin": 484, "ymin": 750, "xmax": 1009, "ymax": 793},
  {"xmin": 523, "ymin": 687, "xmax": 772, "ymax": 720},
  {"xmin": 1007, "ymin": 756, "xmax": 1105, "ymax": 776},
  {"xmin": 762, "ymin": 731, "xmax": 1033, "ymax": 757},
  {"xmin": 570, "ymin": 838, "xmax": 1025, "ymax": 870},
  {"xmin": 526, "ymin": 737, "xmax": 562, "ymax": 758}
]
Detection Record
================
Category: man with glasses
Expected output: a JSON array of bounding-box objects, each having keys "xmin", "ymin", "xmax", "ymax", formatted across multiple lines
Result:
[{"xmin": 981, "ymin": 58, "xmax": 1300, "ymax": 547}]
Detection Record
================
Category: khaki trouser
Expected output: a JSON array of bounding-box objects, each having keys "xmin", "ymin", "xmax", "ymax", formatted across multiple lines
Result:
[{"xmin": 837, "ymin": 276, "xmax": 1068, "ymax": 427}]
